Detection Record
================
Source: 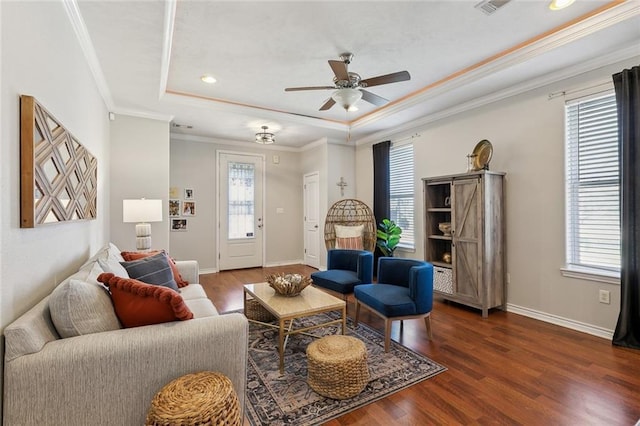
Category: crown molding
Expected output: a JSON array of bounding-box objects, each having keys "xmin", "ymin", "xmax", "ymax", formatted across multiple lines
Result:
[
  {"xmin": 112, "ymin": 108, "xmax": 174, "ymax": 122},
  {"xmin": 63, "ymin": 0, "xmax": 115, "ymax": 110},
  {"xmin": 158, "ymin": 0, "xmax": 177, "ymax": 99},
  {"xmin": 352, "ymin": 0, "xmax": 640, "ymax": 130},
  {"xmin": 356, "ymin": 44, "xmax": 639, "ymax": 146},
  {"xmin": 170, "ymin": 132, "xmax": 301, "ymax": 152}
]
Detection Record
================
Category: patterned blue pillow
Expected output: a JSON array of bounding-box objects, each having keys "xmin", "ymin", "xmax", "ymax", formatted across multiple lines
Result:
[{"xmin": 120, "ymin": 252, "xmax": 178, "ymax": 291}]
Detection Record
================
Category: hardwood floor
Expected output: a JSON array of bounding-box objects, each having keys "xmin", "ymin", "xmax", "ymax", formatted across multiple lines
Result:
[{"xmin": 200, "ymin": 265, "xmax": 640, "ymax": 425}]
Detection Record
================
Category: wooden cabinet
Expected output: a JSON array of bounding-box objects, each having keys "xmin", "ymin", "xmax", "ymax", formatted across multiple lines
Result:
[{"xmin": 423, "ymin": 171, "xmax": 506, "ymax": 317}]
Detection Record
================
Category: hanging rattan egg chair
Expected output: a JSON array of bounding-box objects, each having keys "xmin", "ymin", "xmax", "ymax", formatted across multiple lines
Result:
[{"xmin": 324, "ymin": 199, "xmax": 377, "ymax": 252}]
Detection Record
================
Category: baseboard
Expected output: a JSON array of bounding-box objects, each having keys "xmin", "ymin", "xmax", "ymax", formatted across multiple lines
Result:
[
  {"xmin": 264, "ymin": 259, "xmax": 304, "ymax": 267},
  {"xmin": 199, "ymin": 260, "xmax": 306, "ymax": 275},
  {"xmin": 507, "ymin": 303, "xmax": 614, "ymax": 340}
]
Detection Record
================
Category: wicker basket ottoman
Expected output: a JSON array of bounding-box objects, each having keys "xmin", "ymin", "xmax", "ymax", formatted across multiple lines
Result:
[
  {"xmin": 145, "ymin": 371, "xmax": 241, "ymax": 426},
  {"xmin": 306, "ymin": 335, "xmax": 370, "ymax": 400},
  {"xmin": 244, "ymin": 298, "xmax": 275, "ymax": 322}
]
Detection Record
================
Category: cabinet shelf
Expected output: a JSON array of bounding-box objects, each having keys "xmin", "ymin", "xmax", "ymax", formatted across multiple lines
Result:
[
  {"xmin": 428, "ymin": 208, "xmax": 451, "ymax": 213},
  {"xmin": 431, "ymin": 261, "xmax": 452, "ymax": 268},
  {"xmin": 428, "ymin": 235, "xmax": 451, "ymax": 241}
]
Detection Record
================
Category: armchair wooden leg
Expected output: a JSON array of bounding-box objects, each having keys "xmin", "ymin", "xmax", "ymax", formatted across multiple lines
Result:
[
  {"xmin": 424, "ymin": 314, "xmax": 433, "ymax": 340},
  {"xmin": 384, "ymin": 319, "xmax": 392, "ymax": 352},
  {"xmin": 354, "ymin": 300, "xmax": 361, "ymax": 327}
]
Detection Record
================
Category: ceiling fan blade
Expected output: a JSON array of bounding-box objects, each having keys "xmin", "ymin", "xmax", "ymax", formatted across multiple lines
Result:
[
  {"xmin": 360, "ymin": 89, "xmax": 388, "ymax": 107},
  {"xmin": 285, "ymin": 86, "xmax": 335, "ymax": 92},
  {"xmin": 361, "ymin": 70, "xmax": 410, "ymax": 88},
  {"xmin": 319, "ymin": 97, "xmax": 336, "ymax": 111},
  {"xmin": 328, "ymin": 60, "xmax": 349, "ymax": 81}
]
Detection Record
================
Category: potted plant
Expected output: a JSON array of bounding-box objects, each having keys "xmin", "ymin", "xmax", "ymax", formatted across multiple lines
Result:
[{"xmin": 376, "ymin": 219, "xmax": 403, "ymax": 256}]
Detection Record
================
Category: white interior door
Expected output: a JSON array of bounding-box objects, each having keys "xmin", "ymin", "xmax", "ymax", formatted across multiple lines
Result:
[
  {"xmin": 218, "ymin": 153, "xmax": 264, "ymax": 271},
  {"xmin": 304, "ymin": 172, "xmax": 320, "ymax": 268}
]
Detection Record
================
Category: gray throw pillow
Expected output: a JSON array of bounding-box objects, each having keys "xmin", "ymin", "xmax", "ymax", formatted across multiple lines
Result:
[
  {"xmin": 49, "ymin": 279, "xmax": 122, "ymax": 338},
  {"xmin": 119, "ymin": 252, "xmax": 179, "ymax": 291}
]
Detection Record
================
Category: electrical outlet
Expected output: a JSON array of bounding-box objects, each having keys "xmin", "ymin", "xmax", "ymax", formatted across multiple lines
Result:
[{"xmin": 598, "ymin": 289, "xmax": 611, "ymax": 304}]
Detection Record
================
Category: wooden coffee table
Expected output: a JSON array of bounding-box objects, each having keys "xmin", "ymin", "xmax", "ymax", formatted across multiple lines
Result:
[{"xmin": 243, "ymin": 283, "xmax": 347, "ymax": 374}]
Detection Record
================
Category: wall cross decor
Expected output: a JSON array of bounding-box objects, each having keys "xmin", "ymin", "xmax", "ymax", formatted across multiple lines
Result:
[
  {"xmin": 336, "ymin": 177, "xmax": 348, "ymax": 197},
  {"xmin": 20, "ymin": 95, "xmax": 97, "ymax": 227}
]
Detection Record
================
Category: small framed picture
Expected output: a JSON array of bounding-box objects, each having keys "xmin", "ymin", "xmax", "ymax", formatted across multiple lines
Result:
[
  {"xmin": 169, "ymin": 200, "xmax": 181, "ymax": 217},
  {"xmin": 171, "ymin": 219, "xmax": 188, "ymax": 231},
  {"xmin": 184, "ymin": 188, "xmax": 194, "ymax": 200},
  {"xmin": 182, "ymin": 201, "xmax": 196, "ymax": 216},
  {"xmin": 169, "ymin": 187, "xmax": 180, "ymax": 199}
]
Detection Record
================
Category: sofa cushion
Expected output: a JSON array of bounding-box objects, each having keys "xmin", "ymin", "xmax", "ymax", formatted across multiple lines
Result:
[
  {"xmin": 119, "ymin": 252, "xmax": 178, "ymax": 291},
  {"xmin": 184, "ymin": 298, "xmax": 219, "ymax": 318},
  {"xmin": 121, "ymin": 250, "xmax": 189, "ymax": 287},
  {"xmin": 179, "ymin": 283, "xmax": 207, "ymax": 300},
  {"xmin": 97, "ymin": 273, "xmax": 193, "ymax": 328},
  {"xmin": 98, "ymin": 258, "xmax": 130, "ymax": 278},
  {"xmin": 311, "ymin": 269, "xmax": 361, "ymax": 294},
  {"xmin": 49, "ymin": 279, "xmax": 122, "ymax": 338},
  {"xmin": 79, "ymin": 242, "xmax": 124, "ymax": 271}
]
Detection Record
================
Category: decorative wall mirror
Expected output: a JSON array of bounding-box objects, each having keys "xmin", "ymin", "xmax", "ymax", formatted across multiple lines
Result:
[{"xmin": 20, "ymin": 95, "xmax": 97, "ymax": 227}]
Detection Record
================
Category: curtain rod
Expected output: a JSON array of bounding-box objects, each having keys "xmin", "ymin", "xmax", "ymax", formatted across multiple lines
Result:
[
  {"xmin": 392, "ymin": 133, "xmax": 421, "ymax": 144},
  {"xmin": 548, "ymin": 80, "xmax": 612, "ymax": 100}
]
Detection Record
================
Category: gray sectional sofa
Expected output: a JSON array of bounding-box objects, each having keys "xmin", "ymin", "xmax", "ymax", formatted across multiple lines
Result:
[{"xmin": 3, "ymin": 243, "xmax": 248, "ymax": 425}]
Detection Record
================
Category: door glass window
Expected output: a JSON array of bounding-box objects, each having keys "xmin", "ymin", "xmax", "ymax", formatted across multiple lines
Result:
[{"xmin": 228, "ymin": 162, "xmax": 255, "ymax": 239}]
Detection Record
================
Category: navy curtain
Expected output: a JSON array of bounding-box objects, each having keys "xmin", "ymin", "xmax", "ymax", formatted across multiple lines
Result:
[
  {"xmin": 373, "ymin": 141, "xmax": 391, "ymax": 272},
  {"xmin": 612, "ymin": 65, "xmax": 640, "ymax": 350}
]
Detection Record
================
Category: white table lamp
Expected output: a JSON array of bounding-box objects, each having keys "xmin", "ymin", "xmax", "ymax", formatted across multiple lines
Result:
[{"xmin": 123, "ymin": 199, "xmax": 163, "ymax": 250}]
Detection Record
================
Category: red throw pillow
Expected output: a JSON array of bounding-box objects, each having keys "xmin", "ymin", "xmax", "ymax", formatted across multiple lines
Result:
[
  {"xmin": 120, "ymin": 250, "xmax": 189, "ymax": 288},
  {"xmin": 97, "ymin": 273, "xmax": 193, "ymax": 328}
]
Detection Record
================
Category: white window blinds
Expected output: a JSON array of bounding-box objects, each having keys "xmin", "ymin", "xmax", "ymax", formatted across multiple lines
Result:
[
  {"xmin": 565, "ymin": 92, "xmax": 620, "ymax": 272},
  {"xmin": 389, "ymin": 142, "xmax": 415, "ymax": 249}
]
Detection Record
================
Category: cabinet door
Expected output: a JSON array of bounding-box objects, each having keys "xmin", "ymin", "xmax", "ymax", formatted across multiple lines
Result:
[{"xmin": 452, "ymin": 178, "xmax": 480, "ymax": 301}]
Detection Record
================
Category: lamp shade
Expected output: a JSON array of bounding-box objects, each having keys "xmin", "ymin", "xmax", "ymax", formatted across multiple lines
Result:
[
  {"xmin": 122, "ymin": 199, "xmax": 163, "ymax": 223},
  {"xmin": 331, "ymin": 88, "xmax": 363, "ymax": 110}
]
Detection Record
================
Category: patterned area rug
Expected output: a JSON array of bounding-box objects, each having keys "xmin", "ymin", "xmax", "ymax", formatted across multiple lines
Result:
[{"xmin": 240, "ymin": 310, "xmax": 447, "ymax": 425}]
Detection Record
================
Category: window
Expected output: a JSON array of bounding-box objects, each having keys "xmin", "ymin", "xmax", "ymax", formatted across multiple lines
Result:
[
  {"xmin": 228, "ymin": 162, "xmax": 255, "ymax": 239},
  {"xmin": 565, "ymin": 92, "xmax": 620, "ymax": 277},
  {"xmin": 389, "ymin": 142, "xmax": 414, "ymax": 249}
]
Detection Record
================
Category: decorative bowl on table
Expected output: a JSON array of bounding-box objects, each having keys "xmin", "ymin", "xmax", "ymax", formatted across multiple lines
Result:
[
  {"xmin": 266, "ymin": 273, "xmax": 312, "ymax": 297},
  {"xmin": 438, "ymin": 222, "xmax": 452, "ymax": 236}
]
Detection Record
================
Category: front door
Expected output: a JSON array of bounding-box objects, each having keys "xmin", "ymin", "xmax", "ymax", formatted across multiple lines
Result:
[
  {"xmin": 303, "ymin": 172, "xmax": 320, "ymax": 268},
  {"xmin": 218, "ymin": 152, "xmax": 264, "ymax": 271}
]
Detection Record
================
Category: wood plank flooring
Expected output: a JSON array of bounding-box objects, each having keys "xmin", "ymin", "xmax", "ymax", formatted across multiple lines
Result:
[{"xmin": 200, "ymin": 265, "xmax": 640, "ymax": 425}]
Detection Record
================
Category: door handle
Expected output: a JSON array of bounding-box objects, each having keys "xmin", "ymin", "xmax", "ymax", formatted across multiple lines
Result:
[{"xmin": 314, "ymin": 225, "xmax": 319, "ymax": 229}]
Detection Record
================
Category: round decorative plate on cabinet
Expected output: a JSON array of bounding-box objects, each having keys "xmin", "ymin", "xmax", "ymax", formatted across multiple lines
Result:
[{"xmin": 472, "ymin": 139, "xmax": 493, "ymax": 171}]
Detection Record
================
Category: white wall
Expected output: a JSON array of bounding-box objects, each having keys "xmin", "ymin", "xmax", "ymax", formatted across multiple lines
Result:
[
  {"xmin": 355, "ymin": 58, "xmax": 639, "ymax": 335},
  {"xmin": 327, "ymin": 144, "xmax": 356, "ymax": 204},
  {"xmin": 109, "ymin": 115, "xmax": 170, "ymax": 252},
  {"xmin": 0, "ymin": 1, "xmax": 110, "ymax": 329},
  {"xmin": 169, "ymin": 138, "xmax": 304, "ymax": 271}
]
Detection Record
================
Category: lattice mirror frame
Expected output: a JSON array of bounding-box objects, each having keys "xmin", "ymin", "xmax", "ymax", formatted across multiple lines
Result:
[{"xmin": 20, "ymin": 95, "xmax": 97, "ymax": 228}]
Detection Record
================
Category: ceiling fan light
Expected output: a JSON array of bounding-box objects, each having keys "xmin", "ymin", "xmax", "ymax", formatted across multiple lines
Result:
[
  {"xmin": 331, "ymin": 88, "xmax": 363, "ymax": 110},
  {"xmin": 255, "ymin": 125, "xmax": 275, "ymax": 144}
]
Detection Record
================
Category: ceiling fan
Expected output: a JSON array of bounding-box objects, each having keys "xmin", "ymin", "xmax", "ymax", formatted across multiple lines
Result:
[{"xmin": 284, "ymin": 53, "xmax": 411, "ymax": 111}]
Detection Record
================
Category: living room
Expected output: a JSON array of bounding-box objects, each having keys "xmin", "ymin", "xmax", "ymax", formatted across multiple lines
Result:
[{"xmin": 1, "ymin": 0, "xmax": 639, "ymax": 424}]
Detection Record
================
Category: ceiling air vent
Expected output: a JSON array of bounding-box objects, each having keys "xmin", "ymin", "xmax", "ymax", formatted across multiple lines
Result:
[{"xmin": 475, "ymin": 0, "xmax": 511, "ymax": 15}]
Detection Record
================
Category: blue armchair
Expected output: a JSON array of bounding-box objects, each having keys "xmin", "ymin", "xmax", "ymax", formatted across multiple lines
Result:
[
  {"xmin": 310, "ymin": 249, "xmax": 374, "ymax": 303},
  {"xmin": 354, "ymin": 257, "xmax": 434, "ymax": 352}
]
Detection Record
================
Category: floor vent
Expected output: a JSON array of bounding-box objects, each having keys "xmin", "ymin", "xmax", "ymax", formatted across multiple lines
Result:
[{"xmin": 475, "ymin": 0, "xmax": 511, "ymax": 15}]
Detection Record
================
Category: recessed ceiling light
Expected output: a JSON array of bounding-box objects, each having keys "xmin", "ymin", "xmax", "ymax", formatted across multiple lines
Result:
[
  {"xmin": 200, "ymin": 74, "xmax": 217, "ymax": 84},
  {"xmin": 549, "ymin": 0, "xmax": 575, "ymax": 10}
]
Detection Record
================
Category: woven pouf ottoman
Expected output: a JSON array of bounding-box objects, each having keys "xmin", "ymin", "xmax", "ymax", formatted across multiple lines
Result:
[
  {"xmin": 145, "ymin": 371, "xmax": 241, "ymax": 426},
  {"xmin": 306, "ymin": 335, "xmax": 370, "ymax": 400}
]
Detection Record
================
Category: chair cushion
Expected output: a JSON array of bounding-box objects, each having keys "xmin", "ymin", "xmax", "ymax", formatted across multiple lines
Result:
[
  {"xmin": 311, "ymin": 269, "xmax": 361, "ymax": 294},
  {"xmin": 354, "ymin": 284, "xmax": 417, "ymax": 317}
]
